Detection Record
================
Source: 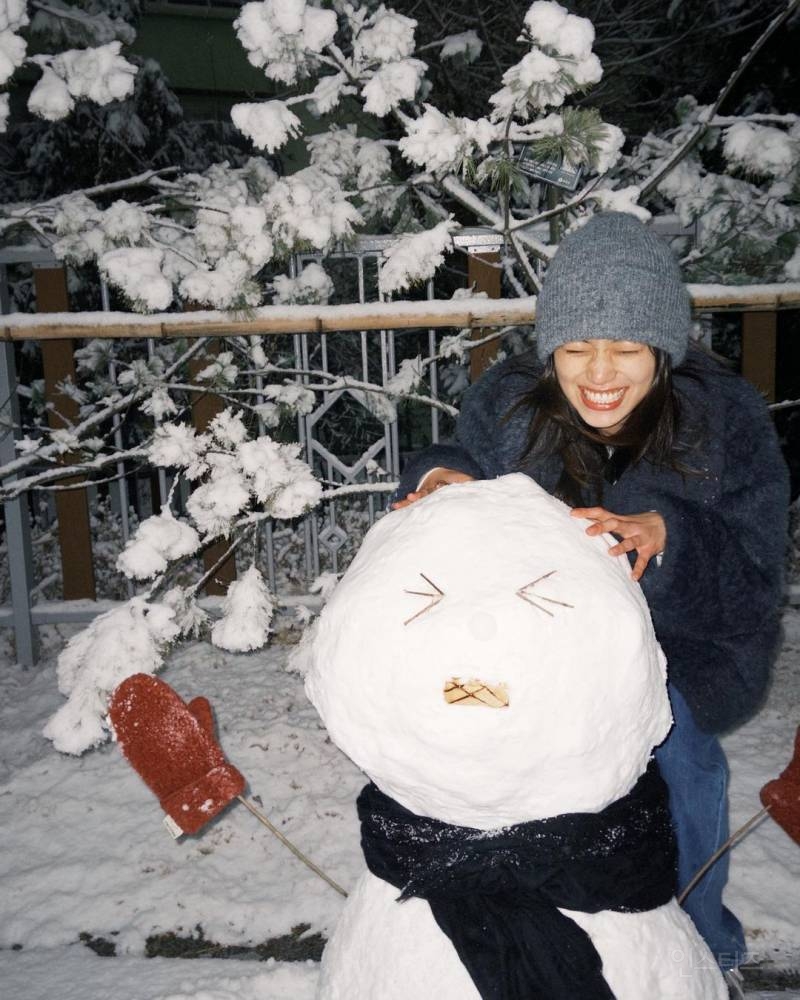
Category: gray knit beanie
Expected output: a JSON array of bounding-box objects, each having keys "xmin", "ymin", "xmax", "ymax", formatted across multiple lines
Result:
[{"xmin": 535, "ymin": 212, "xmax": 691, "ymax": 366}]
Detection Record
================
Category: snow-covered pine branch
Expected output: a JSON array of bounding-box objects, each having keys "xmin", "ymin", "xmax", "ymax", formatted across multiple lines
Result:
[
  {"xmin": 0, "ymin": 337, "xmax": 210, "ymax": 494},
  {"xmin": 4, "ymin": 1, "xmax": 797, "ymax": 306},
  {"xmin": 607, "ymin": 0, "xmax": 800, "ymax": 282},
  {"xmin": 2, "ymin": 1, "xmax": 628, "ymax": 312},
  {"xmin": 1, "ymin": 2, "xmax": 138, "ymax": 132},
  {"xmin": 623, "ymin": 99, "xmax": 799, "ymax": 283},
  {"xmin": 211, "ymin": 564, "xmax": 274, "ymax": 652}
]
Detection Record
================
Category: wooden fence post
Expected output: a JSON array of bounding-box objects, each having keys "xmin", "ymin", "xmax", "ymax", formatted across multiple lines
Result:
[
  {"xmin": 741, "ymin": 311, "xmax": 777, "ymax": 402},
  {"xmin": 33, "ymin": 265, "xmax": 96, "ymax": 600},
  {"xmin": 468, "ymin": 252, "xmax": 502, "ymax": 382},
  {"xmin": 188, "ymin": 338, "xmax": 237, "ymax": 596}
]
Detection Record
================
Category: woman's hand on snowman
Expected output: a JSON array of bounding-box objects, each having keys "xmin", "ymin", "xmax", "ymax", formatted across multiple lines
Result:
[
  {"xmin": 570, "ymin": 507, "xmax": 666, "ymax": 582},
  {"xmin": 391, "ymin": 467, "xmax": 476, "ymax": 509}
]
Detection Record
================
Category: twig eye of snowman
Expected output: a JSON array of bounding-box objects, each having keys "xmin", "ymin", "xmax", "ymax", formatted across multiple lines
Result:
[
  {"xmin": 403, "ymin": 572, "xmax": 445, "ymax": 626},
  {"xmin": 516, "ymin": 571, "xmax": 574, "ymax": 617}
]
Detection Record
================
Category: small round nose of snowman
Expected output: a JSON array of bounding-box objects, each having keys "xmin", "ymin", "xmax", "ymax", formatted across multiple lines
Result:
[{"xmin": 469, "ymin": 610, "xmax": 497, "ymax": 641}]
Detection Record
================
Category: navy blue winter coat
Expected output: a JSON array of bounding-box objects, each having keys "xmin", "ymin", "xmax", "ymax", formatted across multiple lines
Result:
[{"xmin": 397, "ymin": 347, "xmax": 790, "ymax": 735}]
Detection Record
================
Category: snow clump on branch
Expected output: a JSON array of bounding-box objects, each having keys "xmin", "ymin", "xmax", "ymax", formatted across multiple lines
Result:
[
  {"xmin": 0, "ymin": 0, "xmax": 27, "ymax": 82},
  {"xmin": 180, "ymin": 254, "xmax": 262, "ymax": 310},
  {"xmin": 238, "ymin": 437, "xmax": 322, "ymax": 519},
  {"xmin": 306, "ymin": 126, "xmax": 397, "ymax": 220},
  {"xmin": 524, "ymin": 0, "xmax": 595, "ymax": 59},
  {"xmin": 0, "ymin": 0, "xmax": 27, "ymax": 128},
  {"xmin": 117, "ymin": 511, "xmax": 201, "ymax": 581},
  {"xmin": 439, "ymin": 30, "xmax": 482, "ymax": 62},
  {"xmin": 99, "ymin": 247, "xmax": 173, "ymax": 312},
  {"xmin": 362, "ymin": 55, "xmax": 426, "ymax": 118},
  {"xmin": 185, "ymin": 455, "xmax": 253, "ymax": 539},
  {"xmin": 149, "ymin": 424, "xmax": 206, "ymax": 476},
  {"xmin": 235, "ymin": 0, "xmax": 337, "ymax": 85},
  {"xmin": 146, "ymin": 407, "xmax": 323, "ymax": 540},
  {"xmin": 43, "ymin": 599, "xmax": 180, "ymax": 755},
  {"xmin": 722, "ymin": 121, "xmax": 797, "ymax": 178},
  {"xmin": 379, "ymin": 220, "xmax": 457, "ymax": 295},
  {"xmin": 353, "ymin": 7, "xmax": 416, "ymax": 64},
  {"xmin": 28, "ymin": 41, "xmax": 137, "ymax": 122},
  {"xmin": 353, "ymin": 6, "xmax": 426, "ymax": 117},
  {"xmin": 490, "ymin": 1, "xmax": 601, "ymax": 118},
  {"xmin": 0, "ymin": 0, "xmax": 28, "ymax": 38},
  {"xmin": 386, "ymin": 356, "xmax": 424, "ymax": 397},
  {"xmin": 272, "ymin": 262, "xmax": 334, "ymax": 304},
  {"xmin": 211, "ymin": 565, "xmax": 274, "ymax": 652},
  {"xmin": 254, "ymin": 383, "xmax": 316, "ymax": 428},
  {"xmin": 399, "ymin": 105, "xmax": 496, "ymax": 176},
  {"xmin": 264, "ymin": 168, "xmax": 363, "ymax": 254},
  {"xmin": 591, "ymin": 123, "xmax": 626, "ymax": 175},
  {"xmin": 230, "ymin": 100, "xmax": 303, "ymax": 154}
]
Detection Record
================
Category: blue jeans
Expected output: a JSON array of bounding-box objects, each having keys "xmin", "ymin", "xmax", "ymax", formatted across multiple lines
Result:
[{"xmin": 655, "ymin": 686, "xmax": 745, "ymax": 971}]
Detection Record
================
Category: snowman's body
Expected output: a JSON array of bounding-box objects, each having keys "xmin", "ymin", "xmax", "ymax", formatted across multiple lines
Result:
[
  {"xmin": 320, "ymin": 873, "xmax": 722, "ymax": 1000},
  {"xmin": 306, "ymin": 475, "xmax": 726, "ymax": 1000}
]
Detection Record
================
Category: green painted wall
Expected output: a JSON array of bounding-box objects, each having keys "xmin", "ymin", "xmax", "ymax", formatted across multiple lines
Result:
[{"xmin": 131, "ymin": 5, "xmax": 273, "ymax": 102}]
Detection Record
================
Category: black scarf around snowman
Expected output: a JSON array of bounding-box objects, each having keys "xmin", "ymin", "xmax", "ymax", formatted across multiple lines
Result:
[{"xmin": 359, "ymin": 759, "xmax": 676, "ymax": 1000}]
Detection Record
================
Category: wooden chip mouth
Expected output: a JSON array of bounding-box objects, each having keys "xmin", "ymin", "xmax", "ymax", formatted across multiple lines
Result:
[{"xmin": 443, "ymin": 678, "xmax": 509, "ymax": 708}]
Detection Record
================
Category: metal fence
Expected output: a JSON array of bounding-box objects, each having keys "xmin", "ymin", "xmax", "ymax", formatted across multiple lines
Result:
[
  {"xmin": 2, "ymin": 233, "xmax": 798, "ymax": 665},
  {"xmin": 0, "ymin": 233, "xmax": 507, "ymax": 664}
]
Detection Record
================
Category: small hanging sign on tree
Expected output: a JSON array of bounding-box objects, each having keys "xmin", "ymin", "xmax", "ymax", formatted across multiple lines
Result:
[{"xmin": 516, "ymin": 148, "xmax": 584, "ymax": 191}]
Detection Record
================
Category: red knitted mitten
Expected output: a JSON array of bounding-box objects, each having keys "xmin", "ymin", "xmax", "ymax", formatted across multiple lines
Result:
[
  {"xmin": 760, "ymin": 725, "xmax": 800, "ymax": 847},
  {"xmin": 109, "ymin": 674, "xmax": 245, "ymax": 835}
]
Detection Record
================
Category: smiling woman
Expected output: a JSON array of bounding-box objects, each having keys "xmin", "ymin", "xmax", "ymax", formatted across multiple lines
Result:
[
  {"xmin": 392, "ymin": 211, "xmax": 790, "ymax": 981},
  {"xmin": 553, "ymin": 339, "xmax": 656, "ymax": 434}
]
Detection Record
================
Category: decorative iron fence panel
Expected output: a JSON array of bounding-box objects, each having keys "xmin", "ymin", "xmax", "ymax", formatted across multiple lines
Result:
[{"xmin": 0, "ymin": 237, "xmax": 488, "ymax": 662}]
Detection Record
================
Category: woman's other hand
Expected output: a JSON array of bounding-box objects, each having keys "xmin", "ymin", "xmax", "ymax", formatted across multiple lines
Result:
[
  {"xmin": 570, "ymin": 506, "xmax": 666, "ymax": 582},
  {"xmin": 391, "ymin": 468, "xmax": 476, "ymax": 509}
]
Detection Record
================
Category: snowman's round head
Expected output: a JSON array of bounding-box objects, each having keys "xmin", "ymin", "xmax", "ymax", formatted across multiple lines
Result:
[{"xmin": 306, "ymin": 474, "xmax": 671, "ymax": 829}]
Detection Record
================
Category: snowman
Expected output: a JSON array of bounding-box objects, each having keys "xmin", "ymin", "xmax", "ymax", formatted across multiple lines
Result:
[{"xmin": 305, "ymin": 474, "xmax": 727, "ymax": 999}]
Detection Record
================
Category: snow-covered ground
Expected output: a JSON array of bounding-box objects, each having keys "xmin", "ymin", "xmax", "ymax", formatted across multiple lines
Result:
[{"xmin": 0, "ymin": 610, "xmax": 798, "ymax": 999}]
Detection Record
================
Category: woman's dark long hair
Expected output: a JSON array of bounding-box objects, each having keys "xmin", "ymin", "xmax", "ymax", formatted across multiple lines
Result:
[{"xmin": 507, "ymin": 347, "xmax": 704, "ymax": 507}]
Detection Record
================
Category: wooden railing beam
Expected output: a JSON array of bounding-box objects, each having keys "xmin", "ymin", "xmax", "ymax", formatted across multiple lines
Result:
[{"xmin": 4, "ymin": 283, "xmax": 799, "ymax": 342}]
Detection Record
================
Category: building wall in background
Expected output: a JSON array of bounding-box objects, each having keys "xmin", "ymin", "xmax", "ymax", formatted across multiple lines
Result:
[{"xmin": 133, "ymin": 1, "xmax": 272, "ymax": 120}]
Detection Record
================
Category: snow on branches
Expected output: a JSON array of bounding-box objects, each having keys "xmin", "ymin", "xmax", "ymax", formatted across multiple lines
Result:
[
  {"xmin": 43, "ymin": 598, "xmax": 181, "ymax": 755},
  {"xmin": 28, "ymin": 41, "xmax": 136, "ymax": 120},
  {"xmin": 235, "ymin": 0, "xmax": 337, "ymax": 85},
  {"xmin": 117, "ymin": 511, "xmax": 200, "ymax": 581},
  {"xmin": 398, "ymin": 106, "xmax": 496, "ymax": 177},
  {"xmin": 722, "ymin": 121, "xmax": 797, "ymax": 179},
  {"xmin": 272, "ymin": 262, "xmax": 333, "ymax": 305},
  {"xmin": 379, "ymin": 220, "xmax": 457, "ymax": 295},
  {"xmin": 41, "ymin": 392, "xmax": 321, "ymax": 754},
  {"xmin": 2, "ymin": 5, "xmax": 137, "ymax": 130},
  {"xmin": 2, "ymin": 1, "xmax": 635, "ymax": 309},
  {"xmin": 211, "ymin": 564, "xmax": 274, "ymax": 652},
  {"xmin": 626, "ymin": 94, "xmax": 800, "ymax": 282},
  {"xmin": 231, "ymin": 100, "xmax": 303, "ymax": 155},
  {"xmin": 490, "ymin": 1, "xmax": 601, "ymax": 118},
  {"xmin": 143, "ymin": 408, "xmax": 323, "ymax": 542},
  {"xmin": 2, "ymin": 0, "xmax": 798, "ymax": 303},
  {"xmin": 0, "ymin": 1, "xmax": 27, "ymax": 130}
]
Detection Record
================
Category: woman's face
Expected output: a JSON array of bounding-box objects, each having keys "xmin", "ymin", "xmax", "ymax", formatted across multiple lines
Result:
[{"xmin": 552, "ymin": 339, "xmax": 657, "ymax": 435}]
